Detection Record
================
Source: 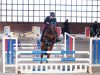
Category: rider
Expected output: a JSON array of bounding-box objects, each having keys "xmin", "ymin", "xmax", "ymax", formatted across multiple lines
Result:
[
  {"xmin": 92, "ymin": 21, "xmax": 98, "ymax": 36},
  {"xmin": 62, "ymin": 19, "xmax": 70, "ymax": 37},
  {"xmin": 41, "ymin": 12, "xmax": 59, "ymax": 42}
]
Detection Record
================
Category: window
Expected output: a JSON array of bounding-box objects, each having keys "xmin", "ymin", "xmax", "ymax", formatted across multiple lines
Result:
[
  {"xmin": 66, "ymin": 12, "xmax": 71, "ymax": 17},
  {"xmin": 51, "ymin": 5, "xmax": 55, "ymax": 10},
  {"xmin": 23, "ymin": 17, "xmax": 28, "ymax": 22},
  {"xmin": 40, "ymin": 17, "xmax": 44, "ymax": 22},
  {"xmin": 29, "ymin": 11, "xmax": 33, "ymax": 16},
  {"xmin": 29, "ymin": 5, "xmax": 33, "ymax": 10},
  {"xmin": 7, "ymin": 5, "xmax": 12, "ymax": 10},
  {"xmin": 34, "ymin": 5, "xmax": 39, "ymax": 10},
  {"xmin": 72, "ymin": 0, "xmax": 76, "ymax": 5},
  {"xmin": 87, "ymin": 6, "xmax": 92, "ymax": 11},
  {"xmin": 13, "ymin": 17, "xmax": 17, "ymax": 22},
  {"xmin": 2, "ymin": 16, "xmax": 6, "ymax": 21},
  {"xmin": 18, "ymin": 0, "xmax": 23, "ymax": 4},
  {"xmin": 67, "ymin": 0, "xmax": 71, "ymax": 5},
  {"xmin": 40, "ymin": 0, "xmax": 44, "ymax": 4},
  {"xmin": 7, "ymin": 0, "xmax": 12, "ymax": 4},
  {"xmin": 61, "ymin": 6, "xmax": 65, "ymax": 10},
  {"xmin": 13, "ymin": 11, "xmax": 17, "ymax": 16},
  {"xmin": 45, "ymin": 11, "xmax": 49, "ymax": 16},
  {"xmin": 34, "ymin": 0, "xmax": 39, "ymax": 4},
  {"xmin": 56, "ymin": 11, "xmax": 60, "ymax": 16},
  {"xmin": 7, "ymin": 11, "xmax": 11, "ymax": 16},
  {"xmin": 13, "ymin": 5, "xmax": 17, "ymax": 10},
  {"xmin": 2, "ymin": 5, "xmax": 6, "ymax": 10},
  {"xmin": 18, "ymin": 11, "xmax": 22, "ymax": 16},
  {"xmin": 51, "ymin": 0, "xmax": 55, "ymax": 4},
  {"xmin": 18, "ymin": 5, "xmax": 23, "ymax": 10},
  {"xmin": 61, "ymin": 0, "xmax": 66, "ymax": 5},
  {"xmin": 24, "ymin": 11, "xmax": 28, "ymax": 16},
  {"xmin": 45, "ymin": 5, "xmax": 50, "ymax": 10},
  {"xmin": 24, "ymin": 5, "xmax": 28, "ymax": 10},
  {"xmin": 34, "ymin": 17, "xmax": 39, "ymax": 22},
  {"xmin": 72, "ymin": 12, "xmax": 76, "ymax": 16},
  {"xmin": 77, "ymin": 17, "xmax": 81, "ymax": 22},
  {"xmin": 82, "ymin": 0, "xmax": 86, "ymax": 5},
  {"xmin": 87, "ymin": 18, "xmax": 91, "ymax": 22},
  {"xmin": 72, "ymin": 17, "xmax": 76, "ymax": 22},
  {"xmin": 56, "ymin": 0, "xmax": 60, "ymax": 4},
  {"xmin": 61, "ymin": 11, "xmax": 65, "ymax": 16},
  {"xmin": 56, "ymin": 5, "xmax": 60, "ymax": 10},
  {"xmin": 29, "ymin": 0, "xmax": 34, "ymax": 4},
  {"xmin": 2, "ymin": 11, "xmax": 6, "ymax": 15},
  {"xmin": 82, "ymin": 12, "xmax": 86, "ymax": 17},
  {"xmin": 29, "ymin": 17, "xmax": 33, "ymax": 22},
  {"xmin": 40, "ymin": 11, "xmax": 44, "ymax": 16},
  {"xmin": 0, "ymin": 0, "xmax": 100, "ymax": 23},
  {"xmin": 87, "ymin": 12, "xmax": 92, "ymax": 17},
  {"xmin": 2, "ymin": 0, "xmax": 6, "ymax": 4},
  {"xmin": 40, "ymin": 5, "xmax": 44, "ymax": 10},
  {"xmin": 18, "ymin": 17, "xmax": 22, "ymax": 22},
  {"xmin": 34, "ymin": 11, "xmax": 39, "ymax": 16},
  {"xmin": 93, "ymin": 6, "xmax": 97, "ymax": 11},
  {"xmin": 24, "ymin": 0, "xmax": 28, "ymax": 4},
  {"xmin": 7, "ymin": 16, "xmax": 11, "ymax": 21},
  {"xmin": 82, "ymin": 18, "xmax": 86, "ymax": 22},
  {"xmin": 72, "ymin": 6, "xmax": 76, "ymax": 11}
]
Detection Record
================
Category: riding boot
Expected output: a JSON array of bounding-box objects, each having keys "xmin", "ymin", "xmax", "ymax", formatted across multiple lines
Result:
[{"xmin": 41, "ymin": 34, "xmax": 43, "ymax": 42}]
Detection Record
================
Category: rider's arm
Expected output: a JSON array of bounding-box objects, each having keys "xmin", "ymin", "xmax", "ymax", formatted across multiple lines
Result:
[{"xmin": 44, "ymin": 16, "xmax": 50, "ymax": 25}]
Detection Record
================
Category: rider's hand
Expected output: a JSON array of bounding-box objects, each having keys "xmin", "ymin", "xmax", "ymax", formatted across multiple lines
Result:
[{"xmin": 46, "ymin": 22, "xmax": 49, "ymax": 24}]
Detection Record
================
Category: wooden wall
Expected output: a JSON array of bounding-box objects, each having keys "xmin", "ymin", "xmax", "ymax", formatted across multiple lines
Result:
[{"xmin": 0, "ymin": 22, "xmax": 99, "ymax": 34}]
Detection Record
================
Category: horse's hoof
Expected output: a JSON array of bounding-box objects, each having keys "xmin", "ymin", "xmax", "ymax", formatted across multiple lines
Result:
[{"xmin": 40, "ymin": 61, "xmax": 42, "ymax": 63}]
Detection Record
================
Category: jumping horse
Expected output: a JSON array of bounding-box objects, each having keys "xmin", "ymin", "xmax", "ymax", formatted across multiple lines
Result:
[{"xmin": 41, "ymin": 24, "xmax": 57, "ymax": 63}]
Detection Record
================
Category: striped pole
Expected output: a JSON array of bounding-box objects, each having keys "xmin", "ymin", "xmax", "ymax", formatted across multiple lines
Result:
[
  {"xmin": 11, "ymin": 39, "xmax": 15, "ymax": 64},
  {"xmin": 18, "ymin": 58, "xmax": 75, "ymax": 62},
  {"xmin": 5, "ymin": 39, "xmax": 8, "ymax": 51},
  {"xmin": 93, "ymin": 40, "xmax": 97, "ymax": 64},
  {"xmin": 18, "ymin": 58, "xmax": 89, "ymax": 62},
  {"xmin": 98, "ymin": 40, "xmax": 100, "ymax": 64},
  {"xmin": 37, "ymin": 40, "xmax": 41, "ymax": 49},
  {"xmin": 19, "ymin": 51, "xmax": 75, "ymax": 55},
  {"xmin": 7, "ymin": 39, "xmax": 10, "ymax": 64},
  {"xmin": 69, "ymin": 37, "xmax": 73, "ymax": 51},
  {"xmin": 66, "ymin": 36, "xmax": 70, "ymax": 51}
]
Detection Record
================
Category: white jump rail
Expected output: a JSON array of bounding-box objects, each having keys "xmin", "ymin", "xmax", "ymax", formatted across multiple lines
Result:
[
  {"xmin": 17, "ymin": 43, "xmax": 65, "ymax": 50},
  {"xmin": 17, "ymin": 63, "xmax": 89, "ymax": 73}
]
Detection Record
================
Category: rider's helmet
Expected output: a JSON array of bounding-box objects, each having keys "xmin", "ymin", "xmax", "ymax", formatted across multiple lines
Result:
[{"xmin": 50, "ymin": 12, "xmax": 55, "ymax": 17}]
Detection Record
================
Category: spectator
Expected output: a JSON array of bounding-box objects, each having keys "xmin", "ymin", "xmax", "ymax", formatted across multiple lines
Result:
[{"xmin": 62, "ymin": 19, "xmax": 70, "ymax": 37}]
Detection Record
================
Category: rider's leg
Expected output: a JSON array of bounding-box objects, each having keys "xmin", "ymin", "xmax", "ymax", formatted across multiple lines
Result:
[
  {"xmin": 41, "ymin": 26, "xmax": 46, "ymax": 41},
  {"xmin": 55, "ymin": 26, "xmax": 60, "ymax": 42}
]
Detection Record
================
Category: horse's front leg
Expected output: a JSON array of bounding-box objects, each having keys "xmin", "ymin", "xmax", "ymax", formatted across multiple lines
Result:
[
  {"xmin": 47, "ymin": 46, "xmax": 53, "ymax": 63},
  {"xmin": 40, "ymin": 43, "xmax": 45, "ymax": 63}
]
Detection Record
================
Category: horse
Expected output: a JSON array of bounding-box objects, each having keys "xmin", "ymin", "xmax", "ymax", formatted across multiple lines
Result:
[{"xmin": 41, "ymin": 24, "xmax": 57, "ymax": 63}]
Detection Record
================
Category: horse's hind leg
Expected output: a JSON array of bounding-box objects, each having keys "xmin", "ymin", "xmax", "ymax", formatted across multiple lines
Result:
[
  {"xmin": 47, "ymin": 54, "xmax": 50, "ymax": 63},
  {"xmin": 41, "ymin": 43, "xmax": 45, "ymax": 63},
  {"xmin": 40, "ymin": 54, "xmax": 43, "ymax": 63}
]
